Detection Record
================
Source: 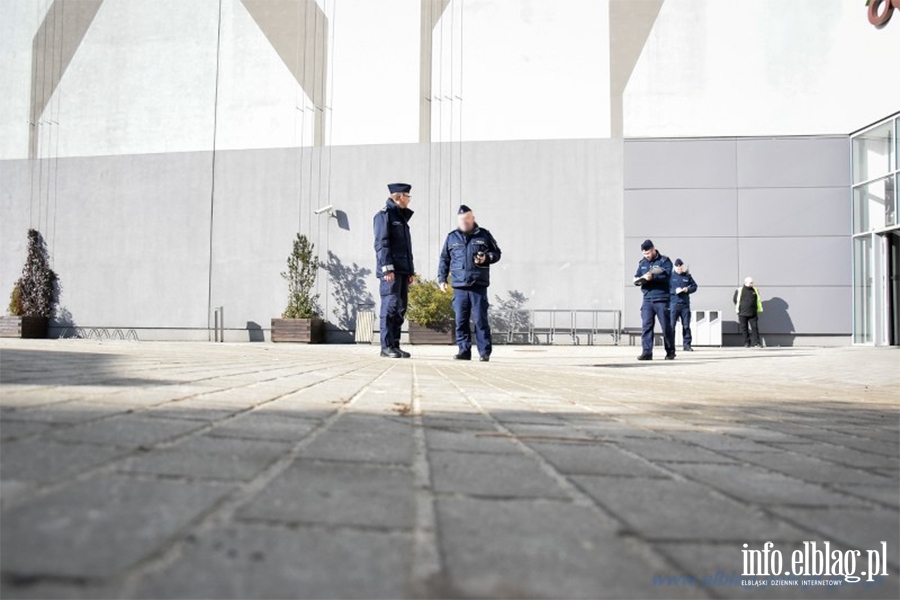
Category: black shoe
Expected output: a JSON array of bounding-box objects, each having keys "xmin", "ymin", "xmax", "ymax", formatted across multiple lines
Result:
[
  {"xmin": 380, "ymin": 348, "xmax": 402, "ymax": 358},
  {"xmin": 743, "ymin": 343, "xmax": 751, "ymax": 348},
  {"xmin": 665, "ymin": 353, "xmax": 676, "ymax": 360},
  {"xmin": 637, "ymin": 354, "xmax": 653, "ymax": 361},
  {"xmin": 394, "ymin": 346, "xmax": 411, "ymax": 358},
  {"xmin": 683, "ymin": 346, "xmax": 694, "ymax": 352},
  {"xmin": 479, "ymin": 355, "xmax": 490, "ymax": 362},
  {"xmin": 453, "ymin": 352, "xmax": 472, "ymax": 360}
]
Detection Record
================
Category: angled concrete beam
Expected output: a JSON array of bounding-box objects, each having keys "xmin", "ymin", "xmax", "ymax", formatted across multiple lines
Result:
[
  {"xmin": 419, "ymin": 0, "xmax": 451, "ymax": 143},
  {"xmin": 241, "ymin": 0, "xmax": 328, "ymax": 146},
  {"xmin": 609, "ymin": 0, "xmax": 664, "ymax": 138},
  {"xmin": 29, "ymin": 0, "xmax": 105, "ymax": 158}
]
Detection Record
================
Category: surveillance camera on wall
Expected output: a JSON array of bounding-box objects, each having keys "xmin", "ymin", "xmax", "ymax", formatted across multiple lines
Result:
[{"xmin": 314, "ymin": 204, "xmax": 334, "ymax": 216}]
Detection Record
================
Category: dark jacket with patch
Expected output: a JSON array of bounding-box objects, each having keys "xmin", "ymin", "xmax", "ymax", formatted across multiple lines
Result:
[
  {"xmin": 373, "ymin": 199, "xmax": 414, "ymax": 277},
  {"xmin": 669, "ymin": 271, "xmax": 698, "ymax": 306},
  {"xmin": 437, "ymin": 225, "xmax": 501, "ymax": 288},
  {"xmin": 633, "ymin": 253, "xmax": 673, "ymax": 300}
]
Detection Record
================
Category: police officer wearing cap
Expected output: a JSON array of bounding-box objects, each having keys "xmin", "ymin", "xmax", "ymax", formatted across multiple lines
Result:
[
  {"xmin": 438, "ymin": 205, "xmax": 501, "ymax": 361},
  {"xmin": 669, "ymin": 258, "xmax": 698, "ymax": 351},
  {"xmin": 374, "ymin": 183, "xmax": 415, "ymax": 358},
  {"xmin": 633, "ymin": 239, "xmax": 676, "ymax": 360}
]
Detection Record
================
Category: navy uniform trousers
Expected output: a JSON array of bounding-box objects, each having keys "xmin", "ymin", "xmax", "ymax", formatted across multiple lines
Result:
[
  {"xmin": 379, "ymin": 276, "xmax": 409, "ymax": 349},
  {"xmin": 641, "ymin": 296, "xmax": 675, "ymax": 356},
  {"xmin": 669, "ymin": 302, "xmax": 692, "ymax": 348},
  {"xmin": 453, "ymin": 286, "xmax": 492, "ymax": 357}
]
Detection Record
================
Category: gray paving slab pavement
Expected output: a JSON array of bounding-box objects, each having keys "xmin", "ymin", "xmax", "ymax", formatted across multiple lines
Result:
[{"xmin": 0, "ymin": 340, "xmax": 898, "ymax": 599}]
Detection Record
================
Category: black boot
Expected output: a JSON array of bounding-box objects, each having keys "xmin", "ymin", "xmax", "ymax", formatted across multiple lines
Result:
[
  {"xmin": 394, "ymin": 346, "xmax": 411, "ymax": 358},
  {"xmin": 381, "ymin": 347, "xmax": 402, "ymax": 358},
  {"xmin": 453, "ymin": 351, "xmax": 472, "ymax": 360},
  {"xmin": 637, "ymin": 354, "xmax": 653, "ymax": 361},
  {"xmin": 479, "ymin": 355, "xmax": 490, "ymax": 362}
]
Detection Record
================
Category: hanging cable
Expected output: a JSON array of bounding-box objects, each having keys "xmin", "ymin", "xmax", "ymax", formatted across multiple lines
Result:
[
  {"xmin": 51, "ymin": 0, "xmax": 66, "ymax": 259},
  {"xmin": 205, "ymin": 0, "xmax": 224, "ymax": 340}
]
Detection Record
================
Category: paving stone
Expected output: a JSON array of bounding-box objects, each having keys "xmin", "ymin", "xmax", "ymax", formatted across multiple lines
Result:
[
  {"xmin": 425, "ymin": 428, "xmax": 523, "ymax": 454},
  {"xmin": 300, "ymin": 415, "xmax": 414, "ymax": 465},
  {"xmin": 770, "ymin": 507, "xmax": 900, "ymax": 570},
  {"xmin": 0, "ymin": 438, "xmax": 127, "ymax": 484},
  {"xmin": 667, "ymin": 464, "xmax": 868, "ymax": 508},
  {"xmin": 526, "ymin": 441, "xmax": 670, "ymax": 477},
  {"xmin": 573, "ymin": 476, "xmax": 804, "ymax": 542},
  {"xmin": 206, "ymin": 412, "xmax": 320, "ymax": 442},
  {"xmin": 49, "ymin": 415, "xmax": 204, "ymax": 447},
  {"xmin": 119, "ymin": 436, "xmax": 291, "ymax": 481},
  {"xmin": 436, "ymin": 496, "xmax": 702, "ymax": 599},
  {"xmin": 0, "ymin": 402, "xmax": 130, "ymax": 425},
  {"xmin": 0, "ymin": 474, "xmax": 232, "ymax": 578},
  {"xmin": 832, "ymin": 483, "xmax": 900, "ymax": 508},
  {"xmin": 429, "ymin": 450, "xmax": 569, "ymax": 499},
  {"xmin": 0, "ymin": 418, "xmax": 55, "ymax": 442},
  {"xmin": 131, "ymin": 524, "xmax": 411, "ymax": 599},
  {"xmin": 721, "ymin": 450, "xmax": 895, "ymax": 485},
  {"xmin": 1, "ymin": 341, "xmax": 896, "ymax": 598},
  {"xmin": 238, "ymin": 459, "xmax": 414, "ymax": 529},
  {"xmin": 616, "ymin": 438, "xmax": 738, "ymax": 464}
]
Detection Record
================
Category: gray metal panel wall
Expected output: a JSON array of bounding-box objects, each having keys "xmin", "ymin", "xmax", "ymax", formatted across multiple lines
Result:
[
  {"xmin": 623, "ymin": 136, "xmax": 851, "ymax": 344},
  {"xmin": 0, "ymin": 139, "xmax": 623, "ymax": 340}
]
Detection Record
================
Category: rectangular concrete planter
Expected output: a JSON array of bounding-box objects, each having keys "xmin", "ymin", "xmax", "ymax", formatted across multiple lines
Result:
[
  {"xmin": 271, "ymin": 317, "xmax": 325, "ymax": 343},
  {"xmin": 408, "ymin": 322, "xmax": 454, "ymax": 345},
  {"xmin": 0, "ymin": 316, "xmax": 50, "ymax": 339}
]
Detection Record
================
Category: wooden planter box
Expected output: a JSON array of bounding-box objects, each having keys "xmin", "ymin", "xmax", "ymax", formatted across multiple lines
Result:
[
  {"xmin": 271, "ymin": 317, "xmax": 325, "ymax": 343},
  {"xmin": 0, "ymin": 316, "xmax": 49, "ymax": 339},
  {"xmin": 408, "ymin": 322, "xmax": 454, "ymax": 345}
]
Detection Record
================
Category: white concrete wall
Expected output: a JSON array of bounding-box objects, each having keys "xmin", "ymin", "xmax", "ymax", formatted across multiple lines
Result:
[{"xmin": 624, "ymin": 0, "xmax": 900, "ymax": 138}]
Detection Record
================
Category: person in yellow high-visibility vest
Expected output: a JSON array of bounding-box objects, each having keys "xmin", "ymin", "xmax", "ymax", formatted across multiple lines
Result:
[{"xmin": 733, "ymin": 276, "xmax": 763, "ymax": 347}]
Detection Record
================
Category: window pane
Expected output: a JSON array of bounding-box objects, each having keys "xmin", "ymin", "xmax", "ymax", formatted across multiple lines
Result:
[
  {"xmin": 852, "ymin": 121, "xmax": 894, "ymax": 184},
  {"xmin": 853, "ymin": 176, "xmax": 895, "ymax": 233},
  {"xmin": 853, "ymin": 235, "xmax": 873, "ymax": 344}
]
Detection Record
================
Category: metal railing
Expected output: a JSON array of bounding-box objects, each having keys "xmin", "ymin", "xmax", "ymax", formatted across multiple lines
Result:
[{"xmin": 488, "ymin": 308, "xmax": 622, "ymax": 345}]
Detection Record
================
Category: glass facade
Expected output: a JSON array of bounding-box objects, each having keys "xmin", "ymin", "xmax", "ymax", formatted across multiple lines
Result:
[{"xmin": 851, "ymin": 113, "xmax": 900, "ymax": 345}]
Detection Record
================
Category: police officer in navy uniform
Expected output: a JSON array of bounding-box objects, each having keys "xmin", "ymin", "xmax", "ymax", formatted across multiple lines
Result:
[
  {"xmin": 438, "ymin": 205, "xmax": 501, "ymax": 361},
  {"xmin": 669, "ymin": 258, "xmax": 698, "ymax": 351},
  {"xmin": 633, "ymin": 239, "xmax": 675, "ymax": 360},
  {"xmin": 374, "ymin": 183, "xmax": 415, "ymax": 358}
]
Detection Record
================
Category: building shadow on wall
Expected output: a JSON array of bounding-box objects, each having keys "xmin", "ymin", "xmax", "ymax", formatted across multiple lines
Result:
[
  {"xmin": 322, "ymin": 251, "xmax": 373, "ymax": 332},
  {"xmin": 761, "ymin": 297, "xmax": 796, "ymax": 347}
]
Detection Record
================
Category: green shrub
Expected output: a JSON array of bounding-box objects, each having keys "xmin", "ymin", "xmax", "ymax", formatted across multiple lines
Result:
[
  {"xmin": 281, "ymin": 233, "xmax": 321, "ymax": 319},
  {"xmin": 407, "ymin": 279, "xmax": 454, "ymax": 329},
  {"xmin": 8, "ymin": 283, "xmax": 24, "ymax": 317}
]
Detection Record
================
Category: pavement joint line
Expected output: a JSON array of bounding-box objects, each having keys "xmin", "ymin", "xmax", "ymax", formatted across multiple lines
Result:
[
  {"xmin": 0, "ymin": 358, "xmax": 371, "ymax": 446},
  {"xmin": 0, "ymin": 354, "xmax": 339, "ymax": 403},
  {"xmin": 0, "ymin": 356, "xmax": 340, "ymax": 402},
  {"xmin": 434, "ymin": 364, "xmax": 710, "ymax": 592},
  {"xmin": 234, "ymin": 514, "xmax": 415, "ymax": 535},
  {"xmin": 446, "ymin": 366, "xmax": 796, "ymax": 539},
  {"xmin": 478, "ymin": 367, "xmax": 899, "ymax": 506},
  {"xmin": 407, "ymin": 361, "xmax": 444, "ymax": 600},
  {"xmin": 115, "ymin": 359, "xmax": 395, "ymax": 598},
  {"xmin": 0, "ymin": 359, "xmax": 380, "ymax": 511}
]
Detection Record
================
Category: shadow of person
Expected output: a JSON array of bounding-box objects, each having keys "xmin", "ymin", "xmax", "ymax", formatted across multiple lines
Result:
[
  {"xmin": 761, "ymin": 296, "xmax": 795, "ymax": 347},
  {"xmin": 321, "ymin": 251, "xmax": 374, "ymax": 331}
]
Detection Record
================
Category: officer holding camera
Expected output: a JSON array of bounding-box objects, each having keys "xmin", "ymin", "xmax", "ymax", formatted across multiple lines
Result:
[{"xmin": 438, "ymin": 205, "xmax": 502, "ymax": 361}]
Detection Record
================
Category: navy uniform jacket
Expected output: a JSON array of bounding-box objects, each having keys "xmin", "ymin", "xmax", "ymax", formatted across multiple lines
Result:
[
  {"xmin": 437, "ymin": 225, "xmax": 501, "ymax": 288},
  {"xmin": 633, "ymin": 253, "xmax": 673, "ymax": 300},
  {"xmin": 670, "ymin": 271, "xmax": 698, "ymax": 306},
  {"xmin": 373, "ymin": 199, "xmax": 414, "ymax": 277}
]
